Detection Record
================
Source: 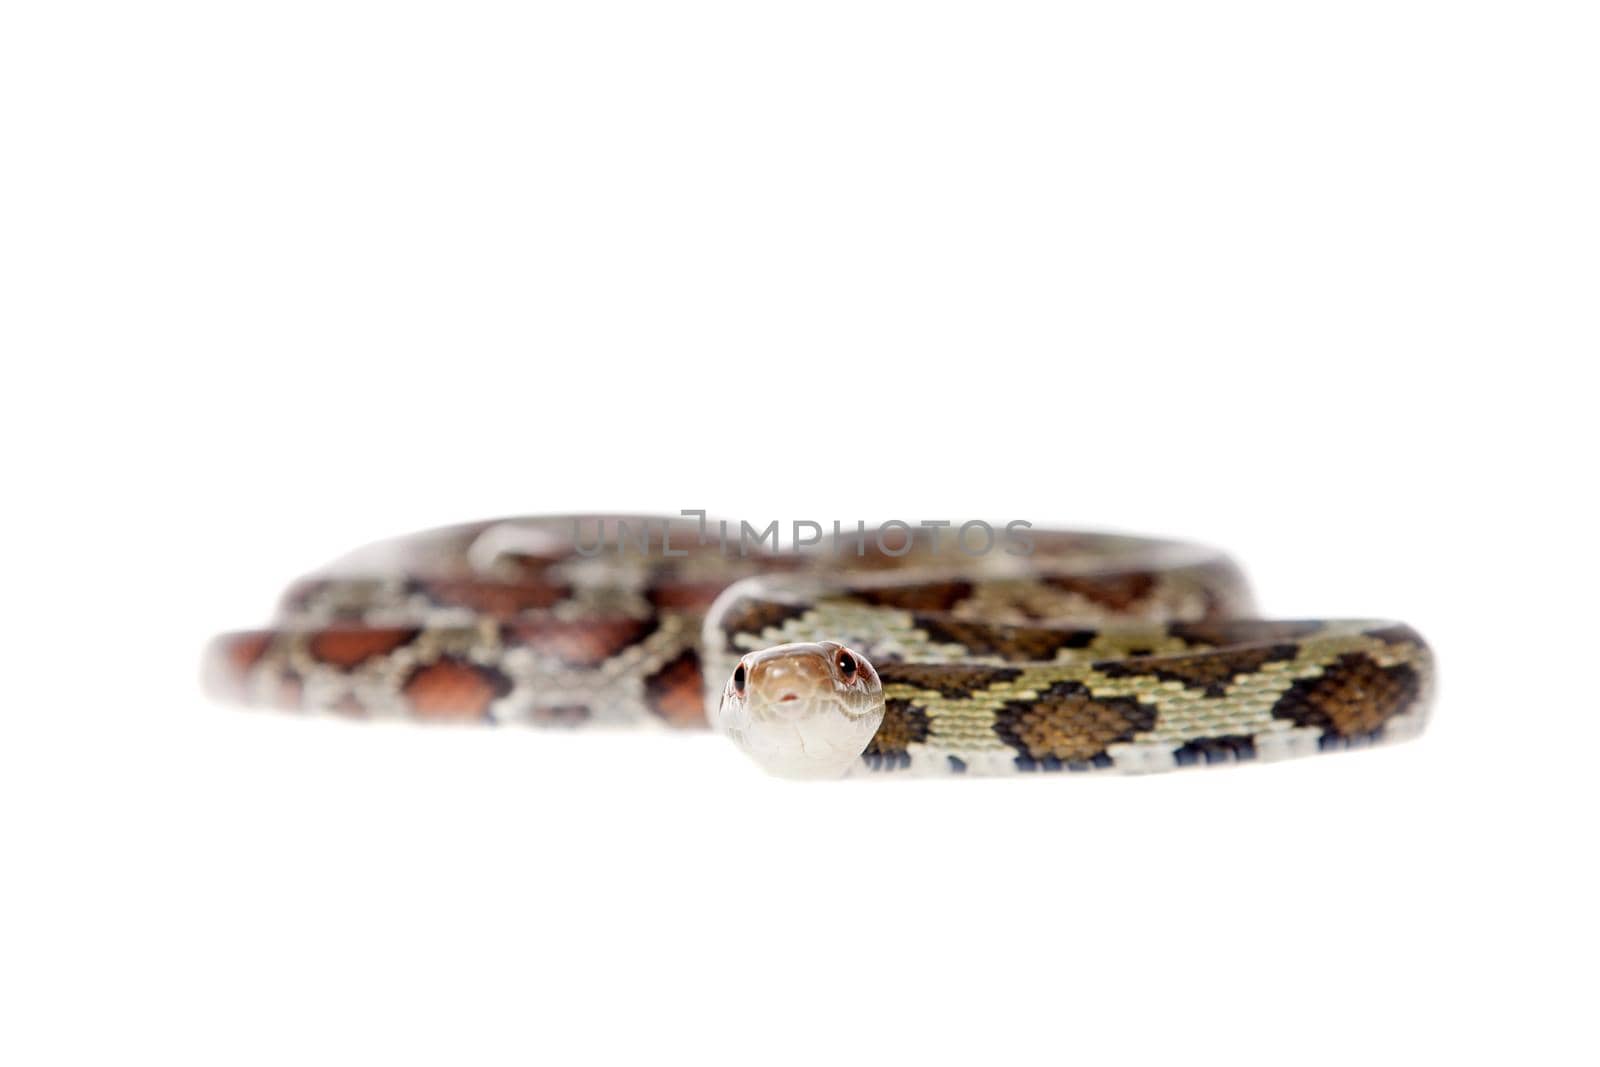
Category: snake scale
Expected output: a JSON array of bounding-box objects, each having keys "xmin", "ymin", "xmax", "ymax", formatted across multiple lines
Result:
[{"xmin": 205, "ymin": 515, "xmax": 1434, "ymax": 778}]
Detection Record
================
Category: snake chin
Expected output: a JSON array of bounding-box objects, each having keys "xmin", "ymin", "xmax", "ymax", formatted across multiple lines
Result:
[{"xmin": 714, "ymin": 642, "xmax": 885, "ymax": 779}]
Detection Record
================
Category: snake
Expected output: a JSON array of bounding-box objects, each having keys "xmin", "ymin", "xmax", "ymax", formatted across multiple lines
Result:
[{"xmin": 204, "ymin": 515, "xmax": 1434, "ymax": 778}]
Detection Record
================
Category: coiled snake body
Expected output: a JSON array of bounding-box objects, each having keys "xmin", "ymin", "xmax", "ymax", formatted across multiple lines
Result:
[{"xmin": 206, "ymin": 516, "xmax": 1433, "ymax": 778}]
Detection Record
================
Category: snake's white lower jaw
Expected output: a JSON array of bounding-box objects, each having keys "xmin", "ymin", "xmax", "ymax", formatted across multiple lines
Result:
[{"xmin": 718, "ymin": 696, "xmax": 885, "ymax": 779}]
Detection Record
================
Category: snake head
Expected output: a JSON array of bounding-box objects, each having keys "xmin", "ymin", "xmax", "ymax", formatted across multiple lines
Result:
[{"xmin": 714, "ymin": 641, "xmax": 885, "ymax": 779}]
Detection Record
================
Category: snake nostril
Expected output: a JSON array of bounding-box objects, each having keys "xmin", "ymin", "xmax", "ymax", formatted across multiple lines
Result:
[{"xmin": 732, "ymin": 664, "xmax": 746, "ymax": 693}]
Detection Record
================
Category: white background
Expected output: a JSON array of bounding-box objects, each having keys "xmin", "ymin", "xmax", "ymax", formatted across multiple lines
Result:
[{"xmin": 2, "ymin": 2, "xmax": 1596, "ymax": 1064}]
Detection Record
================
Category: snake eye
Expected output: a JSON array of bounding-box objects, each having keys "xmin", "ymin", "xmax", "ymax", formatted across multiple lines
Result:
[
  {"xmin": 732, "ymin": 663, "xmax": 746, "ymax": 694},
  {"xmin": 836, "ymin": 651, "xmax": 857, "ymax": 678}
]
